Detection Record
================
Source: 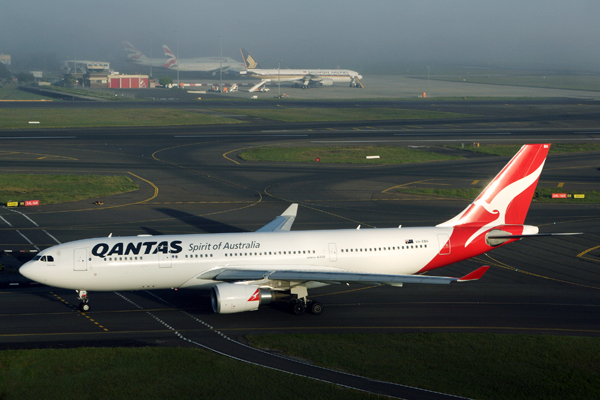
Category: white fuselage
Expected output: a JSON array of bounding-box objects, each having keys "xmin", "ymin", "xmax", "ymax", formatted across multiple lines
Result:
[
  {"xmin": 169, "ymin": 58, "xmax": 246, "ymax": 72},
  {"xmin": 20, "ymin": 227, "xmax": 450, "ymax": 292},
  {"xmin": 245, "ymin": 69, "xmax": 362, "ymax": 83}
]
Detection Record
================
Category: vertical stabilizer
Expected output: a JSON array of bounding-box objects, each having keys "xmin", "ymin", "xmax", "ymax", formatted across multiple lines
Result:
[
  {"xmin": 438, "ymin": 144, "xmax": 550, "ymax": 232},
  {"xmin": 240, "ymin": 48, "xmax": 262, "ymax": 69},
  {"xmin": 122, "ymin": 41, "xmax": 148, "ymax": 63},
  {"xmin": 162, "ymin": 45, "xmax": 177, "ymax": 68}
]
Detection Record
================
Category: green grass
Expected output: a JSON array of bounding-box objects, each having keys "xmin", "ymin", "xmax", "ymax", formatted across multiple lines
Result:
[
  {"xmin": 0, "ymin": 108, "xmax": 243, "ymax": 129},
  {"xmin": 0, "ymin": 174, "xmax": 138, "ymax": 205},
  {"xmin": 219, "ymin": 107, "xmax": 472, "ymax": 122},
  {"xmin": 395, "ymin": 187, "xmax": 600, "ymax": 203},
  {"xmin": 248, "ymin": 333, "xmax": 600, "ymax": 400},
  {"xmin": 238, "ymin": 146, "xmax": 463, "ymax": 164},
  {"xmin": 446, "ymin": 143, "xmax": 600, "ymax": 156},
  {"xmin": 0, "ymin": 347, "xmax": 372, "ymax": 400},
  {"xmin": 0, "ymin": 83, "xmax": 54, "ymax": 101},
  {"xmin": 429, "ymin": 74, "xmax": 600, "ymax": 92}
]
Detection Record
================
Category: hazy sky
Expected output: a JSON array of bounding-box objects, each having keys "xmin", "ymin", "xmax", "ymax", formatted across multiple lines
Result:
[{"xmin": 2, "ymin": 0, "xmax": 599, "ymax": 72}]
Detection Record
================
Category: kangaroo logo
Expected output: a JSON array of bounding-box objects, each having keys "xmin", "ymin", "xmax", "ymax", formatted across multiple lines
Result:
[{"xmin": 461, "ymin": 161, "xmax": 545, "ymax": 247}]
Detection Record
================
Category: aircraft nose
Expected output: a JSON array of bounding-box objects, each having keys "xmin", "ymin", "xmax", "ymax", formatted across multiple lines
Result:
[{"xmin": 19, "ymin": 261, "xmax": 43, "ymax": 283}]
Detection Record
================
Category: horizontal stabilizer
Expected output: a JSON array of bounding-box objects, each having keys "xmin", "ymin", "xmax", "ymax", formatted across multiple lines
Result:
[
  {"xmin": 457, "ymin": 266, "xmax": 490, "ymax": 282},
  {"xmin": 487, "ymin": 232, "xmax": 583, "ymax": 240}
]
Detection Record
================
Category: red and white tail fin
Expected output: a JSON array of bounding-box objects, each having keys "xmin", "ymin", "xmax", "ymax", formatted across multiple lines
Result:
[
  {"xmin": 437, "ymin": 144, "xmax": 550, "ymax": 243},
  {"xmin": 162, "ymin": 45, "xmax": 177, "ymax": 68}
]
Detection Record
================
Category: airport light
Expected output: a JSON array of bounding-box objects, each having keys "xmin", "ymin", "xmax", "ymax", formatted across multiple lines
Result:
[
  {"xmin": 277, "ymin": 60, "xmax": 282, "ymax": 98},
  {"xmin": 219, "ymin": 35, "xmax": 223, "ymax": 93},
  {"xmin": 426, "ymin": 66, "xmax": 431, "ymax": 97},
  {"xmin": 174, "ymin": 30, "xmax": 180, "ymax": 87}
]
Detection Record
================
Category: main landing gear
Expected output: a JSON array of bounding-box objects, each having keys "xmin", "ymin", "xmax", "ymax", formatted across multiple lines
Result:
[
  {"xmin": 76, "ymin": 290, "xmax": 90, "ymax": 312},
  {"xmin": 289, "ymin": 299, "xmax": 324, "ymax": 315},
  {"xmin": 288, "ymin": 284, "xmax": 323, "ymax": 315}
]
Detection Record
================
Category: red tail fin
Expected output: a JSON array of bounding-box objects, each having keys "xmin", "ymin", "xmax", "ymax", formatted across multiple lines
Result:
[{"xmin": 438, "ymin": 144, "xmax": 550, "ymax": 232}]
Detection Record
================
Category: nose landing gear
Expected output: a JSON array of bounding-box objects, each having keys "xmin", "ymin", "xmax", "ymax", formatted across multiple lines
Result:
[{"xmin": 76, "ymin": 290, "xmax": 90, "ymax": 312}]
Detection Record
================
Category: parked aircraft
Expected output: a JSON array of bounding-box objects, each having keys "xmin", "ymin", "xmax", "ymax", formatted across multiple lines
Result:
[
  {"xmin": 122, "ymin": 41, "xmax": 167, "ymax": 68},
  {"xmin": 20, "ymin": 144, "xmax": 575, "ymax": 315},
  {"xmin": 239, "ymin": 48, "xmax": 364, "ymax": 89},
  {"xmin": 162, "ymin": 45, "xmax": 245, "ymax": 74}
]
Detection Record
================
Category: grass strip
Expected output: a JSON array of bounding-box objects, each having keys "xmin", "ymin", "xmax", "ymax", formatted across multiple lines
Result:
[
  {"xmin": 0, "ymin": 347, "xmax": 372, "ymax": 400},
  {"xmin": 238, "ymin": 146, "xmax": 463, "ymax": 164},
  {"xmin": 0, "ymin": 84, "xmax": 54, "ymax": 101},
  {"xmin": 446, "ymin": 143, "xmax": 600, "ymax": 156},
  {"xmin": 248, "ymin": 332, "xmax": 600, "ymax": 400},
  {"xmin": 219, "ymin": 107, "xmax": 472, "ymax": 122},
  {"xmin": 394, "ymin": 187, "xmax": 600, "ymax": 203},
  {"xmin": 429, "ymin": 75, "xmax": 600, "ymax": 92},
  {"xmin": 0, "ymin": 108, "xmax": 243, "ymax": 129},
  {"xmin": 0, "ymin": 174, "xmax": 138, "ymax": 205}
]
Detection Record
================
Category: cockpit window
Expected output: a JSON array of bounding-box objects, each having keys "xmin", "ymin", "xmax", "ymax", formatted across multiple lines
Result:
[
  {"xmin": 40, "ymin": 256, "xmax": 47, "ymax": 262},
  {"xmin": 47, "ymin": 256, "xmax": 54, "ymax": 262},
  {"xmin": 33, "ymin": 255, "xmax": 41, "ymax": 261},
  {"xmin": 38, "ymin": 255, "xmax": 54, "ymax": 262}
]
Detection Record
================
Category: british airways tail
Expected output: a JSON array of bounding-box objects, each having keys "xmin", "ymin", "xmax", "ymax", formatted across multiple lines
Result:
[
  {"xmin": 162, "ymin": 45, "xmax": 178, "ymax": 68},
  {"xmin": 122, "ymin": 41, "xmax": 149, "ymax": 63}
]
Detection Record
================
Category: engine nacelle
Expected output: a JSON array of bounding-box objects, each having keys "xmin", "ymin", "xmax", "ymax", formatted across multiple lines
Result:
[
  {"xmin": 211, "ymin": 283, "xmax": 273, "ymax": 314},
  {"xmin": 320, "ymin": 78, "xmax": 334, "ymax": 86}
]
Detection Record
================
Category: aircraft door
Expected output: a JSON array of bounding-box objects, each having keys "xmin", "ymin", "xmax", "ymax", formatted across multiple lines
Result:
[
  {"xmin": 73, "ymin": 248, "xmax": 87, "ymax": 271},
  {"xmin": 328, "ymin": 243, "xmax": 337, "ymax": 262},
  {"xmin": 159, "ymin": 253, "xmax": 172, "ymax": 268},
  {"xmin": 437, "ymin": 234, "xmax": 451, "ymax": 255}
]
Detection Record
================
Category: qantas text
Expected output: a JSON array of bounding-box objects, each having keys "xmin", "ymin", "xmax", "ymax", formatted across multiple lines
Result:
[{"xmin": 92, "ymin": 241, "xmax": 183, "ymax": 258}]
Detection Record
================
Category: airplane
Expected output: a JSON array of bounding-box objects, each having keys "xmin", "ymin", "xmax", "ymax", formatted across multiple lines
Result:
[
  {"xmin": 20, "ymin": 144, "xmax": 578, "ymax": 316},
  {"xmin": 161, "ymin": 45, "xmax": 246, "ymax": 74},
  {"xmin": 122, "ymin": 41, "xmax": 168, "ymax": 68},
  {"xmin": 239, "ymin": 48, "xmax": 364, "ymax": 89}
]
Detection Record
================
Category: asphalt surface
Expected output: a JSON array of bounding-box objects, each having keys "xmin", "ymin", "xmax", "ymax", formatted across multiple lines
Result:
[{"xmin": 1, "ymin": 98, "xmax": 599, "ymax": 399}]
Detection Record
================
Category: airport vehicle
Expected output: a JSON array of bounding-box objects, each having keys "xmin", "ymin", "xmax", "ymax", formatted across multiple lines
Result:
[
  {"xmin": 122, "ymin": 41, "xmax": 167, "ymax": 68},
  {"xmin": 240, "ymin": 48, "xmax": 364, "ymax": 90},
  {"xmin": 20, "ymin": 144, "xmax": 570, "ymax": 315},
  {"xmin": 162, "ymin": 45, "xmax": 245, "ymax": 74}
]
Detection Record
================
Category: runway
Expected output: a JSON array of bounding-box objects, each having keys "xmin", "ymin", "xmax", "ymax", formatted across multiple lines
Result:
[{"xmin": 1, "ymin": 101, "xmax": 599, "ymax": 399}]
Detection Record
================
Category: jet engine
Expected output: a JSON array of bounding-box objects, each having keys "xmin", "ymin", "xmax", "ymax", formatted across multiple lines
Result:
[{"xmin": 211, "ymin": 283, "xmax": 273, "ymax": 314}]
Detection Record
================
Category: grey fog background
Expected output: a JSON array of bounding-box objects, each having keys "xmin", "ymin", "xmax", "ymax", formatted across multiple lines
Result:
[{"xmin": 2, "ymin": 0, "xmax": 599, "ymax": 73}]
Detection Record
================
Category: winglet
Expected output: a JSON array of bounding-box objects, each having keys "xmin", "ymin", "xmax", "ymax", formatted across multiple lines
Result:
[
  {"xmin": 457, "ymin": 266, "xmax": 490, "ymax": 282},
  {"xmin": 255, "ymin": 203, "xmax": 298, "ymax": 232},
  {"xmin": 281, "ymin": 203, "xmax": 298, "ymax": 217}
]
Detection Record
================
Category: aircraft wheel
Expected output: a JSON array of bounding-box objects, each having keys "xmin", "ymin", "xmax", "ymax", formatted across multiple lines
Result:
[
  {"xmin": 79, "ymin": 302, "xmax": 90, "ymax": 312},
  {"xmin": 309, "ymin": 301, "xmax": 324, "ymax": 315},
  {"xmin": 290, "ymin": 300, "xmax": 306, "ymax": 315}
]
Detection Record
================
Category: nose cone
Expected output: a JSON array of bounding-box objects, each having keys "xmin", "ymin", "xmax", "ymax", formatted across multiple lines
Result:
[{"xmin": 20, "ymin": 261, "xmax": 43, "ymax": 283}]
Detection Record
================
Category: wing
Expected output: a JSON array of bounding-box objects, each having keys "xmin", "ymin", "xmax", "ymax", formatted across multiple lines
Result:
[
  {"xmin": 198, "ymin": 266, "xmax": 490, "ymax": 286},
  {"xmin": 256, "ymin": 204, "xmax": 298, "ymax": 232}
]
